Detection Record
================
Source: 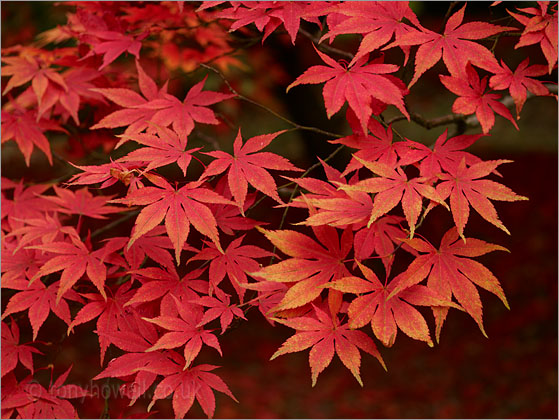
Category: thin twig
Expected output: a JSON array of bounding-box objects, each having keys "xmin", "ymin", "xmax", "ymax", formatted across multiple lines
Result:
[
  {"xmin": 200, "ymin": 63, "xmax": 344, "ymax": 139},
  {"xmin": 298, "ymin": 28, "xmax": 355, "ymax": 60}
]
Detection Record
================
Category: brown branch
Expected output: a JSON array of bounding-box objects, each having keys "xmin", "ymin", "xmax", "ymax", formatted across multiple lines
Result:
[
  {"xmin": 388, "ymin": 112, "xmax": 465, "ymax": 128},
  {"xmin": 388, "ymin": 84, "xmax": 558, "ymax": 131},
  {"xmin": 463, "ymin": 83, "xmax": 558, "ymax": 128}
]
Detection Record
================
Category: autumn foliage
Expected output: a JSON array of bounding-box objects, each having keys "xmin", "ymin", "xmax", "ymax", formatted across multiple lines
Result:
[{"xmin": 1, "ymin": 1, "xmax": 557, "ymax": 419}]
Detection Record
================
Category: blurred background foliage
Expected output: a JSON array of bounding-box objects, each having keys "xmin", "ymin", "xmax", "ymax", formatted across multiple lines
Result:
[{"xmin": 1, "ymin": 1, "xmax": 557, "ymax": 418}]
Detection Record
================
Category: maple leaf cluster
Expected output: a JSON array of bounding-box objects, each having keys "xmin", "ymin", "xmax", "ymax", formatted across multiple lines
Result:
[{"xmin": 1, "ymin": 1, "xmax": 555, "ymax": 419}]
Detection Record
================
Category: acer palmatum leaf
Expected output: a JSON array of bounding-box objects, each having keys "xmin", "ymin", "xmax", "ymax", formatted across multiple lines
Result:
[
  {"xmin": 27, "ymin": 231, "xmax": 122, "ymax": 303},
  {"xmin": 384, "ymin": 4, "xmax": 515, "ymax": 86},
  {"xmin": 320, "ymin": 1, "xmax": 420, "ymax": 66},
  {"xmin": 40, "ymin": 186, "xmax": 123, "ymax": 219},
  {"xmin": 327, "ymin": 261, "xmax": 460, "ymax": 347},
  {"xmin": 1, "ymin": 108, "xmax": 65, "ymax": 166},
  {"xmin": 117, "ymin": 124, "xmax": 200, "ymax": 176},
  {"xmin": 436, "ymin": 158, "xmax": 528, "ymax": 238},
  {"xmin": 287, "ymin": 45, "xmax": 409, "ymax": 133},
  {"xmin": 440, "ymin": 64, "xmax": 519, "ymax": 134},
  {"xmin": 188, "ymin": 235, "xmax": 273, "ymax": 302},
  {"xmin": 489, "ymin": 58, "xmax": 550, "ymax": 116},
  {"xmin": 90, "ymin": 61, "xmax": 168, "ymax": 139},
  {"xmin": 403, "ymin": 130, "xmax": 485, "ymax": 179},
  {"xmin": 253, "ymin": 225, "xmax": 352, "ymax": 311},
  {"xmin": 113, "ymin": 176, "xmax": 233, "ymax": 264},
  {"xmin": 143, "ymin": 295, "xmax": 222, "ymax": 369},
  {"xmin": 202, "ymin": 129, "xmax": 302, "ymax": 212},
  {"xmin": 1, "ymin": 281, "xmax": 80, "ymax": 341},
  {"xmin": 508, "ymin": 2, "xmax": 558, "ymax": 73},
  {"xmin": 339, "ymin": 156, "xmax": 448, "ymax": 238},
  {"xmin": 1, "ymin": 320, "xmax": 43, "ymax": 377},
  {"xmin": 271, "ymin": 303, "xmax": 385, "ymax": 386},
  {"xmin": 389, "ymin": 228, "xmax": 510, "ymax": 341},
  {"xmin": 11, "ymin": 366, "xmax": 89, "ymax": 418},
  {"xmin": 1, "ymin": 54, "xmax": 67, "ymax": 109}
]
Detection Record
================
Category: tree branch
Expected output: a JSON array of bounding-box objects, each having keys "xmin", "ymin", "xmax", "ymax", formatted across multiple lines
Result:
[{"xmin": 388, "ymin": 84, "xmax": 558, "ymax": 131}]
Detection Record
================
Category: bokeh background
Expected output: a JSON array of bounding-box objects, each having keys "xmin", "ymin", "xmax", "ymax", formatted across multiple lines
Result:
[{"xmin": 2, "ymin": 2, "xmax": 557, "ymax": 418}]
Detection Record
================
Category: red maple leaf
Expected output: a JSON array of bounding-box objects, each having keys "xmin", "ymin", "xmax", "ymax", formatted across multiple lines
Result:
[
  {"xmin": 148, "ymin": 361, "xmax": 237, "ymax": 419},
  {"xmin": 83, "ymin": 29, "xmax": 146, "ymax": 70},
  {"xmin": 440, "ymin": 63, "xmax": 519, "ymax": 134},
  {"xmin": 509, "ymin": 2, "xmax": 558, "ymax": 73},
  {"xmin": 489, "ymin": 58, "xmax": 550, "ymax": 116},
  {"xmin": 67, "ymin": 282, "xmax": 137, "ymax": 364},
  {"xmin": 55, "ymin": 67, "xmax": 105, "ymax": 123},
  {"xmin": 331, "ymin": 110, "xmax": 412, "ymax": 175},
  {"xmin": 114, "ymin": 225, "xmax": 185, "ymax": 270},
  {"xmin": 134, "ymin": 75, "xmax": 233, "ymax": 140},
  {"xmin": 202, "ymin": 129, "xmax": 301, "ymax": 211},
  {"xmin": 6, "ymin": 213, "xmax": 74, "ymax": 253},
  {"xmin": 213, "ymin": 1, "xmax": 324, "ymax": 44},
  {"xmin": 117, "ymin": 124, "xmax": 201, "ymax": 176},
  {"xmin": 285, "ymin": 157, "xmax": 353, "ymax": 212},
  {"xmin": 124, "ymin": 266, "xmax": 208, "ymax": 310},
  {"xmin": 1, "ymin": 241, "xmax": 46, "ymax": 289},
  {"xmin": 1, "ymin": 54, "xmax": 67, "ymax": 111},
  {"xmin": 206, "ymin": 177, "xmax": 264, "ymax": 235},
  {"xmin": 353, "ymin": 215, "xmax": 414, "ymax": 277},
  {"xmin": 296, "ymin": 185, "xmax": 373, "ymax": 228},
  {"xmin": 328, "ymin": 262, "xmax": 460, "ymax": 347},
  {"xmin": 1, "ymin": 280, "xmax": 81, "ymax": 340},
  {"xmin": 253, "ymin": 225, "xmax": 353, "ymax": 311},
  {"xmin": 239, "ymin": 279, "xmax": 289, "ymax": 324},
  {"xmin": 339, "ymin": 157, "xmax": 448, "ymax": 237},
  {"xmin": 41, "ymin": 186, "xmax": 123, "ymax": 219},
  {"xmin": 385, "ymin": 4, "xmax": 514, "ymax": 86},
  {"xmin": 191, "ymin": 288, "xmax": 247, "ymax": 334},
  {"xmin": 1, "ymin": 182, "xmax": 57, "ymax": 232},
  {"xmin": 143, "ymin": 295, "xmax": 222, "ymax": 369},
  {"xmin": 114, "ymin": 176, "xmax": 233, "ymax": 264},
  {"xmin": 285, "ymin": 157, "xmax": 373, "ymax": 229},
  {"xmin": 321, "ymin": 1, "xmax": 421, "ymax": 65},
  {"xmin": 403, "ymin": 130, "xmax": 485, "ymax": 179},
  {"xmin": 90, "ymin": 61, "xmax": 169, "ymax": 136},
  {"xmin": 270, "ymin": 303, "xmax": 385, "ymax": 386},
  {"xmin": 13, "ymin": 366, "xmax": 89, "ymax": 419},
  {"xmin": 388, "ymin": 228, "xmax": 510, "ymax": 341},
  {"xmin": 28, "ymin": 230, "xmax": 122, "ymax": 302},
  {"xmin": 1, "ymin": 320, "xmax": 43, "ymax": 377},
  {"xmin": 1, "ymin": 107, "xmax": 65, "ymax": 166},
  {"xmin": 188, "ymin": 235, "xmax": 273, "ymax": 301},
  {"xmin": 436, "ymin": 158, "xmax": 528, "ymax": 238},
  {"xmin": 67, "ymin": 160, "xmax": 145, "ymax": 191},
  {"xmin": 94, "ymin": 71, "xmax": 233, "ymax": 141},
  {"xmin": 14, "ymin": 66, "xmax": 105, "ymax": 124},
  {"xmin": 95, "ymin": 349, "xmax": 165, "ymax": 407},
  {"xmin": 287, "ymin": 46, "xmax": 409, "ymax": 133}
]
